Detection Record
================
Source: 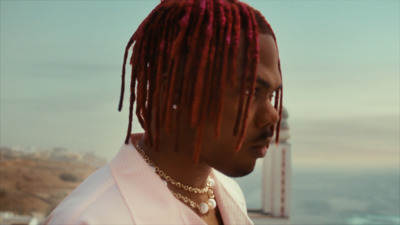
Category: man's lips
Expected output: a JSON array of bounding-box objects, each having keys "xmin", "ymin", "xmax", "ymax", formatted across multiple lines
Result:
[
  {"xmin": 248, "ymin": 132, "xmax": 274, "ymax": 158},
  {"xmin": 252, "ymin": 131, "xmax": 274, "ymax": 146}
]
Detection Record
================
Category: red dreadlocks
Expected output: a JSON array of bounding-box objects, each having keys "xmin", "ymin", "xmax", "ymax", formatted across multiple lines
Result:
[{"xmin": 118, "ymin": 0, "xmax": 283, "ymax": 162}]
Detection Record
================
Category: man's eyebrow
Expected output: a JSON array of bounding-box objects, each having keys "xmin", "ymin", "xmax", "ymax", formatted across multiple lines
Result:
[
  {"xmin": 256, "ymin": 77, "xmax": 270, "ymax": 89},
  {"xmin": 256, "ymin": 77, "xmax": 282, "ymax": 90}
]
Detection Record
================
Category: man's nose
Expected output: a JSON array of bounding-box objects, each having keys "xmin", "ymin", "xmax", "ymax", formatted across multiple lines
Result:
[{"xmin": 255, "ymin": 102, "xmax": 280, "ymax": 129}]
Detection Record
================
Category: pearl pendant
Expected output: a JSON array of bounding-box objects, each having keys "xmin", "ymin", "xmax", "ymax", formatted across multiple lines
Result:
[
  {"xmin": 199, "ymin": 202, "xmax": 209, "ymax": 214},
  {"xmin": 207, "ymin": 199, "xmax": 217, "ymax": 209}
]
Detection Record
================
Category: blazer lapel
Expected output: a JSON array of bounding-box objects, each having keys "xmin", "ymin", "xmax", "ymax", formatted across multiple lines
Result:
[
  {"xmin": 110, "ymin": 141, "xmax": 185, "ymax": 224},
  {"xmin": 212, "ymin": 170, "xmax": 254, "ymax": 225}
]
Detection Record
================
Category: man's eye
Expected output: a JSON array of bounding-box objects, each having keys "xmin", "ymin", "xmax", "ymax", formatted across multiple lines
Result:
[{"xmin": 251, "ymin": 88, "xmax": 276, "ymax": 104}]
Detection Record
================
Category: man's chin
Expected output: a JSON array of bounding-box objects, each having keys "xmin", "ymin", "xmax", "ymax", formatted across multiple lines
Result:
[{"xmin": 216, "ymin": 163, "xmax": 256, "ymax": 178}]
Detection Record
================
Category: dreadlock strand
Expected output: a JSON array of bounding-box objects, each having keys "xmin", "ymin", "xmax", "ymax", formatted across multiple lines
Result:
[
  {"xmin": 163, "ymin": 1, "xmax": 194, "ymax": 132},
  {"xmin": 141, "ymin": 26, "xmax": 156, "ymax": 147},
  {"xmin": 124, "ymin": 93, "xmax": 135, "ymax": 144},
  {"xmin": 127, "ymin": 2, "xmax": 167, "ymax": 125},
  {"xmin": 143, "ymin": 8, "xmax": 171, "ymax": 148},
  {"xmin": 119, "ymin": 34, "xmax": 137, "ymax": 112},
  {"xmin": 209, "ymin": 0, "xmax": 229, "ymax": 136},
  {"xmin": 233, "ymin": 3, "xmax": 252, "ymax": 147},
  {"xmin": 214, "ymin": 4, "xmax": 233, "ymax": 137},
  {"xmin": 176, "ymin": 0, "xmax": 198, "ymax": 111},
  {"xmin": 232, "ymin": 8, "xmax": 248, "ymax": 137},
  {"xmin": 122, "ymin": 33, "xmax": 142, "ymax": 144},
  {"xmin": 229, "ymin": 4, "xmax": 241, "ymax": 87},
  {"xmin": 129, "ymin": 4, "xmax": 171, "ymax": 142},
  {"xmin": 180, "ymin": 1, "xmax": 209, "ymax": 122},
  {"xmin": 191, "ymin": 44, "xmax": 215, "ymax": 162},
  {"xmin": 163, "ymin": 60, "xmax": 180, "ymax": 132},
  {"xmin": 169, "ymin": 6, "xmax": 195, "ymax": 151},
  {"xmin": 159, "ymin": 19, "xmax": 180, "ymax": 136},
  {"xmin": 182, "ymin": 0, "xmax": 208, "ymax": 126},
  {"xmin": 275, "ymin": 49, "xmax": 284, "ymax": 144},
  {"xmin": 152, "ymin": 9, "xmax": 182, "ymax": 151},
  {"xmin": 235, "ymin": 5, "xmax": 259, "ymax": 151},
  {"xmin": 131, "ymin": 21, "xmax": 151, "ymax": 129},
  {"xmin": 209, "ymin": 0, "xmax": 224, "ymax": 121},
  {"xmin": 191, "ymin": 0, "xmax": 215, "ymax": 162},
  {"xmin": 275, "ymin": 87, "xmax": 283, "ymax": 144},
  {"xmin": 124, "ymin": 61, "xmax": 138, "ymax": 144},
  {"xmin": 179, "ymin": 7, "xmax": 205, "ymax": 113},
  {"xmin": 205, "ymin": 1, "xmax": 223, "ymax": 124},
  {"xmin": 136, "ymin": 29, "xmax": 151, "ymax": 129},
  {"xmin": 205, "ymin": 42, "xmax": 217, "ymax": 120}
]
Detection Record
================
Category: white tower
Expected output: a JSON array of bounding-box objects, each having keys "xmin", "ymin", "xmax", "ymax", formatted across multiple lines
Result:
[{"xmin": 261, "ymin": 107, "xmax": 291, "ymax": 218}]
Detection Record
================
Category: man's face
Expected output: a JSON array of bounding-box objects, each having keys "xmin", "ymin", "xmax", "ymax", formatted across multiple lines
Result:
[{"xmin": 199, "ymin": 34, "xmax": 282, "ymax": 177}]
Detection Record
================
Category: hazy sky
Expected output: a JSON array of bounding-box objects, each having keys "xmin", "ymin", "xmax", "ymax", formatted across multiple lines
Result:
[{"xmin": 1, "ymin": 0, "xmax": 399, "ymax": 170}]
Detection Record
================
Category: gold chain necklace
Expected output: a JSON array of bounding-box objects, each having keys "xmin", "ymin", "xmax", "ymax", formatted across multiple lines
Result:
[{"xmin": 134, "ymin": 139, "xmax": 217, "ymax": 214}]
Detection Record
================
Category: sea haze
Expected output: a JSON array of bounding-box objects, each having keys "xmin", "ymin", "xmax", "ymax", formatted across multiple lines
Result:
[{"xmin": 235, "ymin": 167, "xmax": 400, "ymax": 225}]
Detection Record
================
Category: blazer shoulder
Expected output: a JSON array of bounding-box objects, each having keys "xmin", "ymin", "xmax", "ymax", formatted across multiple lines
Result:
[{"xmin": 44, "ymin": 165, "xmax": 129, "ymax": 224}]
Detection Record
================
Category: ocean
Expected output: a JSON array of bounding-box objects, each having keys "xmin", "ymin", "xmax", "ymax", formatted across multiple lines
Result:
[{"xmin": 235, "ymin": 167, "xmax": 400, "ymax": 225}]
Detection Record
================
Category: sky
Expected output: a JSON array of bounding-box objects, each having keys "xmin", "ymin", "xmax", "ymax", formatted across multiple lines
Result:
[{"xmin": 1, "ymin": 0, "xmax": 399, "ymax": 171}]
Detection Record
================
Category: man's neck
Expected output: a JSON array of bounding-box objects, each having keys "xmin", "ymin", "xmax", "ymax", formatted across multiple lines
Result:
[
  {"xmin": 133, "ymin": 134, "xmax": 212, "ymax": 190},
  {"xmin": 132, "ymin": 134, "xmax": 223, "ymax": 224}
]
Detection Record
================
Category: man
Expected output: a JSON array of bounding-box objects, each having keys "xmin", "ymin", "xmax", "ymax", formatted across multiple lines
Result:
[{"xmin": 44, "ymin": 0, "xmax": 282, "ymax": 224}]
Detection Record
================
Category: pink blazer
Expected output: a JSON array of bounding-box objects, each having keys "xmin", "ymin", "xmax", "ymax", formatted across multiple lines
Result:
[{"xmin": 44, "ymin": 140, "xmax": 253, "ymax": 225}]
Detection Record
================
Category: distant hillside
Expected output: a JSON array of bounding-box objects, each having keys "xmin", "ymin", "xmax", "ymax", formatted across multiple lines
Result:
[{"xmin": 0, "ymin": 147, "xmax": 106, "ymax": 216}]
